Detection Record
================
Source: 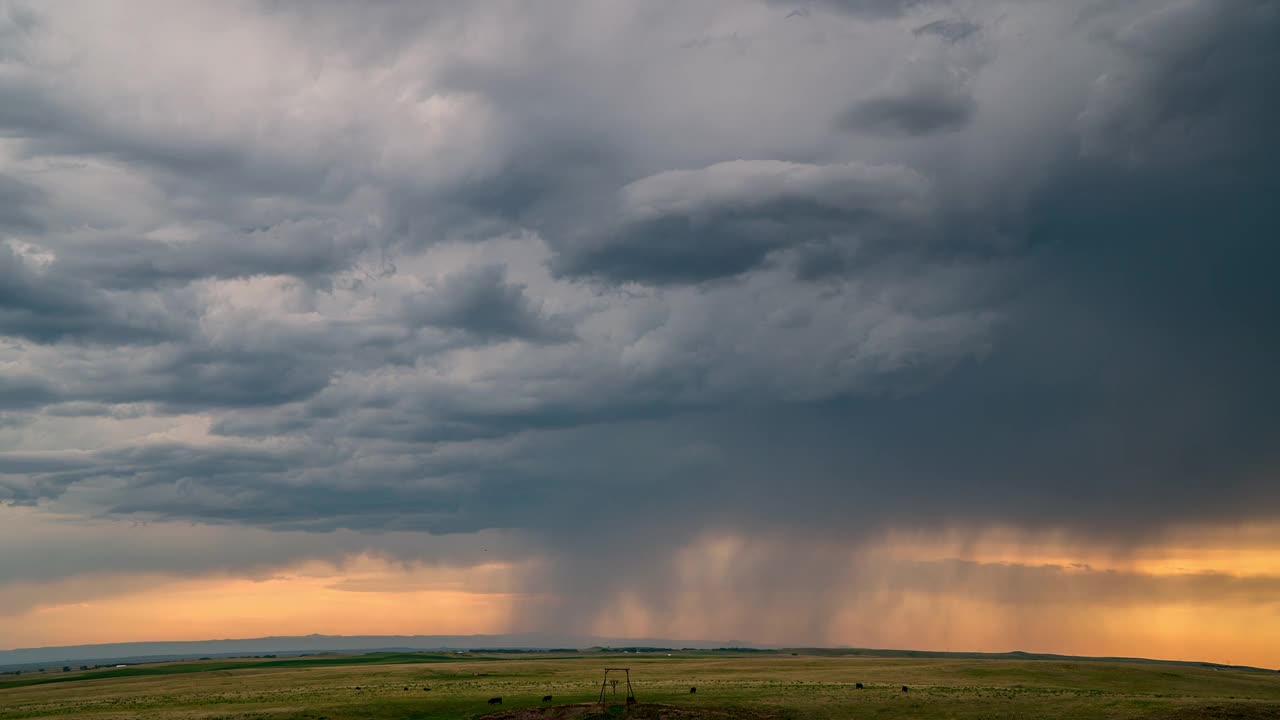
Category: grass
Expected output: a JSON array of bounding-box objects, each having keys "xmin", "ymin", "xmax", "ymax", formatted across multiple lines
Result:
[
  {"xmin": 1, "ymin": 651, "xmax": 1278, "ymax": 719},
  {"xmin": 0, "ymin": 654, "xmax": 502, "ymax": 691}
]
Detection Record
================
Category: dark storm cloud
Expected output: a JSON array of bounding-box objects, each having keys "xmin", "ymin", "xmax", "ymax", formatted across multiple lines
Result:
[
  {"xmin": 88, "ymin": 346, "xmax": 336, "ymax": 410},
  {"xmin": 776, "ymin": 0, "xmax": 935, "ymax": 19},
  {"xmin": 41, "ymin": 402, "xmax": 149, "ymax": 418},
  {"xmin": 914, "ymin": 18, "xmax": 980, "ymax": 42},
  {"xmin": 1075, "ymin": 0, "xmax": 1280, "ymax": 178},
  {"xmin": 839, "ymin": 87, "xmax": 975, "ymax": 136},
  {"xmin": 403, "ymin": 265, "xmax": 573, "ymax": 342},
  {"xmin": 0, "ymin": 174, "xmax": 44, "ymax": 231},
  {"xmin": 551, "ymin": 160, "xmax": 932, "ymax": 283},
  {"xmin": 0, "ymin": 62, "xmax": 357, "ymax": 205},
  {"xmin": 54, "ymin": 222, "xmax": 370, "ymax": 289},
  {"xmin": 0, "ymin": 442, "xmax": 304, "ymax": 508},
  {"xmin": 0, "ymin": 373, "xmax": 57, "ymax": 410},
  {"xmin": 0, "ymin": 508, "xmax": 522, "ymax": 588},
  {"xmin": 0, "ymin": 244, "xmax": 186, "ymax": 345},
  {"xmin": 836, "ymin": 19, "xmax": 981, "ymax": 139},
  {"xmin": 0, "ymin": 0, "xmax": 1277, "ymax": 638}
]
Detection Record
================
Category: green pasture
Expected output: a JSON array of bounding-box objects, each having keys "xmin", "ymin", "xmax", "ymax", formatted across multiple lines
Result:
[{"xmin": 2, "ymin": 651, "xmax": 1277, "ymax": 719}]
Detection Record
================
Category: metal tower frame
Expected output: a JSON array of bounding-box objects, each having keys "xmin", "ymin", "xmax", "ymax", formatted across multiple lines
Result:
[{"xmin": 598, "ymin": 667, "xmax": 636, "ymax": 704}]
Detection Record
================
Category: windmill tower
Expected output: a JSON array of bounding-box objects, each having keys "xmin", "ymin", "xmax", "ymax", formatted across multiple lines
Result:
[{"xmin": 598, "ymin": 667, "xmax": 636, "ymax": 705}]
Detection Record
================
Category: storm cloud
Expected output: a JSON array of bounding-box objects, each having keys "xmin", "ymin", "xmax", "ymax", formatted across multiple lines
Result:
[
  {"xmin": 1, "ymin": 0, "xmax": 1278, "ymax": 652},
  {"xmin": 839, "ymin": 88, "xmax": 975, "ymax": 136},
  {"xmin": 552, "ymin": 159, "xmax": 933, "ymax": 282}
]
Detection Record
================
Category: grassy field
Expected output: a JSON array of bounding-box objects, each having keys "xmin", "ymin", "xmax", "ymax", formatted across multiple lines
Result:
[{"xmin": 2, "ymin": 651, "xmax": 1278, "ymax": 720}]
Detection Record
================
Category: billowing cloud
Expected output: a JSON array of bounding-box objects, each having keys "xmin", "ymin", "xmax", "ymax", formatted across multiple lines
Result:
[
  {"xmin": 553, "ymin": 160, "xmax": 933, "ymax": 282},
  {"xmin": 914, "ymin": 18, "xmax": 981, "ymax": 42},
  {"xmin": 0, "ymin": 0, "xmax": 1277, "ymax": 660},
  {"xmin": 402, "ymin": 264, "xmax": 573, "ymax": 342},
  {"xmin": 839, "ymin": 87, "xmax": 975, "ymax": 136},
  {"xmin": 777, "ymin": 0, "xmax": 936, "ymax": 20}
]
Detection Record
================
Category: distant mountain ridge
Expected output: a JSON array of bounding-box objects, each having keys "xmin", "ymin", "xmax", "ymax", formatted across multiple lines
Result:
[
  {"xmin": 795, "ymin": 647, "xmax": 1276, "ymax": 674},
  {"xmin": 0, "ymin": 633, "xmax": 763, "ymax": 669},
  {"xmin": 2, "ymin": 635, "xmax": 1272, "ymax": 673}
]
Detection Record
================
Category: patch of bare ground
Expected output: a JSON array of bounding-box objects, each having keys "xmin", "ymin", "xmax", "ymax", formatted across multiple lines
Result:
[{"xmin": 478, "ymin": 703, "xmax": 782, "ymax": 720}]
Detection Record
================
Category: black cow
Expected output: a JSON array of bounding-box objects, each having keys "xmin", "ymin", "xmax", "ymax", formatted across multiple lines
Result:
[
  {"xmin": 902, "ymin": 685, "xmax": 909, "ymax": 693},
  {"xmin": 488, "ymin": 697, "xmax": 502, "ymax": 705},
  {"xmin": 423, "ymin": 687, "xmax": 431, "ymax": 691},
  {"xmin": 404, "ymin": 686, "xmax": 409, "ymax": 691},
  {"xmin": 542, "ymin": 695, "xmax": 553, "ymax": 702},
  {"xmin": 855, "ymin": 683, "xmax": 864, "ymax": 689},
  {"xmin": 689, "ymin": 687, "xmax": 697, "ymax": 694}
]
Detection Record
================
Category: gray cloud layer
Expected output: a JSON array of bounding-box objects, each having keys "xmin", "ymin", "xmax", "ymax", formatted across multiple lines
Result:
[{"xmin": 1, "ymin": 0, "xmax": 1278, "ymax": 633}]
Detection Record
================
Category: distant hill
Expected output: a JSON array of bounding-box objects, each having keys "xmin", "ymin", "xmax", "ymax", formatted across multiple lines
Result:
[
  {"xmin": 0, "ymin": 633, "xmax": 764, "ymax": 670},
  {"xmin": 782, "ymin": 647, "xmax": 1276, "ymax": 674},
  {"xmin": 2, "ymin": 635, "xmax": 1272, "ymax": 673}
]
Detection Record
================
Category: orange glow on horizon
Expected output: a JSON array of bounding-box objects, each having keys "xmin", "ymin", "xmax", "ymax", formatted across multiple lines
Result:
[
  {"xmin": 874, "ymin": 523, "xmax": 1280, "ymax": 576},
  {"xmin": 2, "ymin": 556, "xmax": 524, "ymax": 649},
  {"xmin": 2, "ymin": 526, "xmax": 1277, "ymax": 669}
]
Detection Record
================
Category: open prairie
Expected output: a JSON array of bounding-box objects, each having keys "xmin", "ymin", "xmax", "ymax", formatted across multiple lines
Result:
[{"xmin": 2, "ymin": 652, "xmax": 1278, "ymax": 720}]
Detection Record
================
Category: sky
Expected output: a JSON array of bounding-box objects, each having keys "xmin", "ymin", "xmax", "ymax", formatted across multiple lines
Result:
[{"xmin": 0, "ymin": 0, "xmax": 1278, "ymax": 667}]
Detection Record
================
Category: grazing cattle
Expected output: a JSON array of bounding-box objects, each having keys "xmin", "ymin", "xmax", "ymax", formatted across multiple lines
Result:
[
  {"xmin": 542, "ymin": 695, "xmax": 553, "ymax": 702},
  {"xmin": 423, "ymin": 687, "xmax": 431, "ymax": 691},
  {"xmin": 488, "ymin": 697, "xmax": 502, "ymax": 705},
  {"xmin": 855, "ymin": 683, "xmax": 864, "ymax": 689},
  {"xmin": 902, "ymin": 685, "xmax": 909, "ymax": 693},
  {"xmin": 404, "ymin": 686, "xmax": 409, "ymax": 691},
  {"xmin": 355, "ymin": 686, "xmax": 362, "ymax": 691},
  {"xmin": 690, "ymin": 687, "xmax": 697, "ymax": 694}
]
